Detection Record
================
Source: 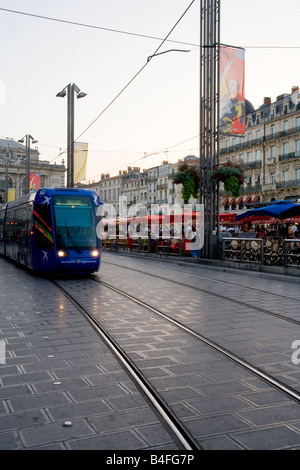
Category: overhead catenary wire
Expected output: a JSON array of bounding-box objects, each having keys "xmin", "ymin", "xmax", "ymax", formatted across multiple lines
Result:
[
  {"xmin": 48, "ymin": 0, "xmax": 197, "ymax": 166},
  {"xmin": 2, "ymin": 5, "xmax": 298, "ymax": 181},
  {"xmin": 0, "ymin": 7, "xmax": 299, "ymax": 50},
  {"xmin": 0, "ymin": 7, "xmax": 199, "ymax": 48}
]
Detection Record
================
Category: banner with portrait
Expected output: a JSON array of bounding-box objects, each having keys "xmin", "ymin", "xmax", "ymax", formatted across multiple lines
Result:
[{"xmin": 219, "ymin": 46, "xmax": 245, "ymax": 135}]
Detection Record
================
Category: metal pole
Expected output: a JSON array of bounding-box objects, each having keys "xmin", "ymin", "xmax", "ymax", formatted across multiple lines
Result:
[
  {"xmin": 26, "ymin": 135, "xmax": 30, "ymax": 193},
  {"xmin": 4, "ymin": 149, "xmax": 10, "ymax": 203},
  {"xmin": 67, "ymin": 83, "xmax": 72, "ymax": 187},
  {"xmin": 199, "ymin": 0, "xmax": 220, "ymax": 258}
]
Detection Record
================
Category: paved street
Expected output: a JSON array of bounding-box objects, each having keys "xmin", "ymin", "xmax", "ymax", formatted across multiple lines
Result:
[{"xmin": 1, "ymin": 252, "xmax": 300, "ymax": 451}]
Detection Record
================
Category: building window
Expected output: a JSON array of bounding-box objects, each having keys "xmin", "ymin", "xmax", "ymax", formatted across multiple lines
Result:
[
  {"xmin": 270, "ymin": 146, "xmax": 275, "ymax": 158},
  {"xmin": 296, "ymin": 117, "xmax": 300, "ymax": 130},
  {"xmin": 282, "ymin": 169, "xmax": 288, "ymax": 183},
  {"xmin": 270, "ymin": 172, "xmax": 275, "ymax": 184},
  {"xmin": 283, "ymin": 142, "xmax": 288, "ymax": 156},
  {"xmin": 247, "ymin": 152, "xmax": 252, "ymax": 163},
  {"xmin": 284, "ymin": 120, "xmax": 288, "ymax": 134},
  {"xmin": 256, "ymin": 149, "xmax": 261, "ymax": 161},
  {"xmin": 296, "ymin": 168, "xmax": 300, "ymax": 181},
  {"xmin": 271, "ymin": 124, "xmax": 275, "ymax": 138},
  {"xmin": 296, "ymin": 139, "xmax": 300, "ymax": 156}
]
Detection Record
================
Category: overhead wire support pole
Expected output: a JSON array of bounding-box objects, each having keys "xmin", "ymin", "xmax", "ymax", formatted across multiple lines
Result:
[{"xmin": 199, "ymin": 0, "xmax": 220, "ymax": 259}]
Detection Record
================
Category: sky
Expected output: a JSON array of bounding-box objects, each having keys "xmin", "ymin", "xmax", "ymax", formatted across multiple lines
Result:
[{"xmin": 0, "ymin": 0, "xmax": 299, "ymax": 182}]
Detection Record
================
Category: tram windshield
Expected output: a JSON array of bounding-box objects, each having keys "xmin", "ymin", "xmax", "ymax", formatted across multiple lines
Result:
[{"xmin": 53, "ymin": 195, "xmax": 98, "ymax": 250}]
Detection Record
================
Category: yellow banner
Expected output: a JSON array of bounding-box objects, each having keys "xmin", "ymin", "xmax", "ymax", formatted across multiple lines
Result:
[
  {"xmin": 74, "ymin": 142, "xmax": 88, "ymax": 182},
  {"xmin": 7, "ymin": 188, "xmax": 15, "ymax": 202}
]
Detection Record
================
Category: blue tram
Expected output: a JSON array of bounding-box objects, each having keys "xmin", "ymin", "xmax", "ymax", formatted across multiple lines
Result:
[{"xmin": 0, "ymin": 187, "xmax": 102, "ymax": 274}]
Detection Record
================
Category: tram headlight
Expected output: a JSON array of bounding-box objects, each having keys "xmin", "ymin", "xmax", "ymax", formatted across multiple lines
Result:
[
  {"xmin": 90, "ymin": 250, "xmax": 99, "ymax": 257},
  {"xmin": 57, "ymin": 250, "xmax": 69, "ymax": 257}
]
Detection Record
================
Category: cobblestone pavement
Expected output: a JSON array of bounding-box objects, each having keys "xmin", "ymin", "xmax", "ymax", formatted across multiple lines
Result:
[
  {"xmin": 1, "ymin": 252, "xmax": 300, "ymax": 451},
  {"xmin": 0, "ymin": 257, "xmax": 177, "ymax": 450}
]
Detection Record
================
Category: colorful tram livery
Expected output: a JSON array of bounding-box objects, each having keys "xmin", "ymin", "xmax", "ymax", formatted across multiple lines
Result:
[{"xmin": 0, "ymin": 188, "xmax": 102, "ymax": 274}]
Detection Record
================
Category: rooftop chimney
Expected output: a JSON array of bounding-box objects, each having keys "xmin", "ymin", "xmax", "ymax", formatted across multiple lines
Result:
[{"xmin": 263, "ymin": 97, "xmax": 271, "ymax": 105}]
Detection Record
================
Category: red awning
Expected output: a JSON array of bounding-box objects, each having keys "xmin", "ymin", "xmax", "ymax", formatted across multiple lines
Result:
[
  {"xmin": 244, "ymin": 197, "xmax": 252, "ymax": 203},
  {"xmin": 229, "ymin": 199, "xmax": 236, "ymax": 205},
  {"xmin": 236, "ymin": 197, "xmax": 243, "ymax": 204},
  {"xmin": 252, "ymin": 196, "xmax": 260, "ymax": 203},
  {"xmin": 222, "ymin": 199, "xmax": 229, "ymax": 206}
]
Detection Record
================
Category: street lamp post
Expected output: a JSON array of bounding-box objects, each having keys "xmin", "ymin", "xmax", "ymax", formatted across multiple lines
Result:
[
  {"xmin": 56, "ymin": 83, "xmax": 87, "ymax": 188},
  {"xmin": 18, "ymin": 135, "xmax": 38, "ymax": 194},
  {"xmin": 3, "ymin": 146, "xmax": 12, "ymax": 203}
]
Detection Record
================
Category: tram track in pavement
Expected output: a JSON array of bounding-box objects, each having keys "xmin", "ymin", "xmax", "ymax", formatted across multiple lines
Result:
[
  {"xmin": 104, "ymin": 258, "xmax": 300, "ymax": 303},
  {"xmin": 89, "ymin": 277, "xmax": 300, "ymax": 404},
  {"xmin": 50, "ymin": 273, "xmax": 300, "ymax": 449},
  {"xmin": 102, "ymin": 259, "xmax": 300, "ymax": 326},
  {"xmin": 51, "ymin": 278, "xmax": 202, "ymax": 451}
]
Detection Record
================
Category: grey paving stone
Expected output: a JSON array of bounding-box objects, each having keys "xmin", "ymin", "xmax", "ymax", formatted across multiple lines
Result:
[
  {"xmin": 231, "ymin": 425, "xmax": 300, "ymax": 450},
  {"xmin": 0, "ymin": 431, "xmax": 21, "ymax": 450},
  {"xmin": 68, "ymin": 429, "xmax": 146, "ymax": 450},
  {"xmin": 183, "ymin": 413, "xmax": 252, "ymax": 438},
  {"xmin": 238, "ymin": 403, "xmax": 300, "ymax": 427},
  {"xmin": 0, "ymin": 409, "xmax": 50, "ymax": 431},
  {"xmin": 9, "ymin": 391, "xmax": 72, "ymax": 412},
  {"xmin": 188, "ymin": 395, "xmax": 254, "ymax": 415},
  {"xmin": 46, "ymin": 400, "xmax": 113, "ymax": 421},
  {"xmin": 19, "ymin": 419, "xmax": 95, "ymax": 448},
  {"xmin": 90, "ymin": 408, "xmax": 160, "ymax": 433},
  {"xmin": 199, "ymin": 434, "xmax": 245, "ymax": 450}
]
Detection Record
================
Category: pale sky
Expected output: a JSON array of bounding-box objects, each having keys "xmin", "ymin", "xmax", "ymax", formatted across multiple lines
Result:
[{"xmin": 0, "ymin": 0, "xmax": 299, "ymax": 181}]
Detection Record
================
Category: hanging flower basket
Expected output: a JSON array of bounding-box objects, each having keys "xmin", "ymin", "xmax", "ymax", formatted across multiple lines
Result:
[
  {"xmin": 210, "ymin": 162, "xmax": 244, "ymax": 198},
  {"xmin": 172, "ymin": 162, "xmax": 200, "ymax": 202}
]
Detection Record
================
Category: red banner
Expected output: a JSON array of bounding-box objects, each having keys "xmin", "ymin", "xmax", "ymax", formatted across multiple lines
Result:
[
  {"xmin": 219, "ymin": 46, "xmax": 245, "ymax": 135},
  {"xmin": 29, "ymin": 173, "xmax": 40, "ymax": 190}
]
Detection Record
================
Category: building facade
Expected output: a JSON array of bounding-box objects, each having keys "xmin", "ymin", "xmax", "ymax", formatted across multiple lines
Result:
[
  {"xmin": 83, "ymin": 156, "xmax": 200, "ymax": 216},
  {"xmin": 219, "ymin": 87, "xmax": 300, "ymax": 211},
  {"xmin": 0, "ymin": 138, "xmax": 66, "ymax": 202}
]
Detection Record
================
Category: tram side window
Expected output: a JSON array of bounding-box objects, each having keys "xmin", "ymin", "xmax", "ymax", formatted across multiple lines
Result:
[
  {"xmin": 15, "ymin": 206, "xmax": 31, "ymax": 249},
  {"xmin": 33, "ymin": 203, "xmax": 54, "ymax": 249},
  {"xmin": 5, "ymin": 210, "xmax": 16, "ymax": 242}
]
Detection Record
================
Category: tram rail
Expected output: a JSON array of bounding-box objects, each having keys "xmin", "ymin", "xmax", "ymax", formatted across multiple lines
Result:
[
  {"xmin": 50, "ymin": 262, "xmax": 300, "ymax": 448},
  {"xmin": 51, "ymin": 279, "xmax": 202, "ymax": 451},
  {"xmin": 102, "ymin": 259, "xmax": 300, "ymax": 326}
]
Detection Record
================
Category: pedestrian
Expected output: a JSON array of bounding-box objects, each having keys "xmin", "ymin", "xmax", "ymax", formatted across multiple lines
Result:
[
  {"xmin": 191, "ymin": 226, "xmax": 199, "ymax": 259},
  {"xmin": 291, "ymin": 223, "xmax": 298, "ymax": 236}
]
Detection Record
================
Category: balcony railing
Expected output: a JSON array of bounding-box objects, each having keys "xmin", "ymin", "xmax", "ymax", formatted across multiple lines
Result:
[
  {"xmin": 245, "ymin": 160, "xmax": 262, "ymax": 169},
  {"xmin": 276, "ymin": 179, "xmax": 300, "ymax": 189},
  {"xmin": 279, "ymin": 151, "xmax": 300, "ymax": 162},
  {"xmin": 220, "ymin": 126, "xmax": 300, "ymax": 155}
]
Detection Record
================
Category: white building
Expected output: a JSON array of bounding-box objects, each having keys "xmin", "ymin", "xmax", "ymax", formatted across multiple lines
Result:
[{"xmin": 0, "ymin": 138, "xmax": 65, "ymax": 202}]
